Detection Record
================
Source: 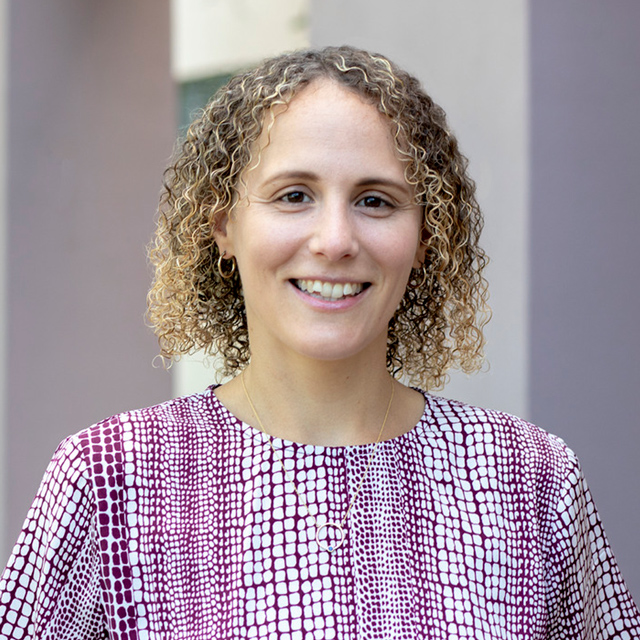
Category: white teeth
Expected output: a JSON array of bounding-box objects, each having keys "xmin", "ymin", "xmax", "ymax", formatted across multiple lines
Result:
[{"xmin": 296, "ymin": 279, "xmax": 363, "ymax": 300}]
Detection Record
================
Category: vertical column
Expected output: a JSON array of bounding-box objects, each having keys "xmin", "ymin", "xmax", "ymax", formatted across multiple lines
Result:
[
  {"xmin": 530, "ymin": 0, "xmax": 640, "ymax": 596},
  {"xmin": 4, "ymin": 0, "xmax": 174, "ymax": 561},
  {"xmin": 311, "ymin": 0, "xmax": 530, "ymax": 417},
  {"xmin": 0, "ymin": 0, "xmax": 8, "ymax": 557}
]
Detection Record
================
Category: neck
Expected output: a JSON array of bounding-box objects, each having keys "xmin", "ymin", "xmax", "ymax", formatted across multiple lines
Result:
[
  {"xmin": 245, "ymin": 353, "xmax": 395, "ymax": 446},
  {"xmin": 217, "ymin": 346, "xmax": 409, "ymax": 446}
]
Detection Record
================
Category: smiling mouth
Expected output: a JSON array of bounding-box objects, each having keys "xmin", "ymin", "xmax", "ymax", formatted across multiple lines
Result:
[{"xmin": 293, "ymin": 279, "xmax": 369, "ymax": 302}]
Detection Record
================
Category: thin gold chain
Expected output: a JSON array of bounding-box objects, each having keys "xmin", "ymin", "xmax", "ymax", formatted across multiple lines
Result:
[{"xmin": 240, "ymin": 370, "xmax": 395, "ymax": 530}]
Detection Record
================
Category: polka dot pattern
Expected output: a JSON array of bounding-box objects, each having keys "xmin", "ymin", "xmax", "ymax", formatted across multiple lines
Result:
[{"xmin": 1, "ymin": 387, "xmax": 638, "ymax": 639}]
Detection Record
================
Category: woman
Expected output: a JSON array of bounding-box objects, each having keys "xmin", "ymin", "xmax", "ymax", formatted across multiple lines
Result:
[{"xmin": 1, "ymin": 46, "xmax": 638, "ymax": 639}]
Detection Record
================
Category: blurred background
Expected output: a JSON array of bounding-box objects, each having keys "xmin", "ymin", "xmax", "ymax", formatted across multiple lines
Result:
[{"xmin": 0, "ymin": 0, "xmax": 638, "ymax": 598}]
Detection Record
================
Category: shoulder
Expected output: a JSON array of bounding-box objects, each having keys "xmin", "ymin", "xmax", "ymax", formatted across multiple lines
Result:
[
  {"xmin": 68, "ymin": 385, "xmax": 222, "ymax": 442},
  {"xmin": 419, "ymin": 392, "xmax": 578, "ymax": 484},
  {"xmin": 57, "ymin": 386, "xmax": 237, "ymax": 471}
]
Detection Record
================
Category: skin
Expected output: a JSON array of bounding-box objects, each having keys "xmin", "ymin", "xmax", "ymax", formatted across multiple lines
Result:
[{"xmin": 214, "ymin": 79, "xmax": 426, "ymax": 446}]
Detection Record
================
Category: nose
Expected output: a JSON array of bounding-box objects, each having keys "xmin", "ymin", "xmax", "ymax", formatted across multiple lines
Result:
[{"xmin": 307, "ymin": 199, "xmax": 360, "ymax": 261}]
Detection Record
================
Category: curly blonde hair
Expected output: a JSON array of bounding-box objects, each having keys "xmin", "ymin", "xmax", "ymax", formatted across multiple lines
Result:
[{"xmin": 147, "ymin": 45, "xmax": 490, "ymax": 390}]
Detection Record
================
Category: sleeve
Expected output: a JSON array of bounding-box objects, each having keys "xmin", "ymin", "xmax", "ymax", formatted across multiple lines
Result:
[
  {"xmin": 0, "ymin": 435, "xmax": 107, "ymax": 640},
  {"xmin": 545, "ymin": 452, "xmax": 640, "ymax": 639}
]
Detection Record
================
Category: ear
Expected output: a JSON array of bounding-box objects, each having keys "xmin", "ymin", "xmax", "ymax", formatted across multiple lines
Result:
[
  {"xmin": 212, "ymin": 210, "xmax": 235, "ymax": 258},
  {"xmin": 413, "ymin": 236, "xmax": 428, "ymax": 269},
  {"xmin": 411, "ymin": 211, "xmax": 431, "ymax": 268}
]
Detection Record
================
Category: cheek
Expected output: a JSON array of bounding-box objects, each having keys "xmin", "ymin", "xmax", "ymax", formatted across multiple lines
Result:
[
  {"xmin": 383, "ymin": 224, "xmax": 422, "ymax": 270},
  {"xmin": 234, "ymin": 227, "xmax": 300, "ymax": 283}
]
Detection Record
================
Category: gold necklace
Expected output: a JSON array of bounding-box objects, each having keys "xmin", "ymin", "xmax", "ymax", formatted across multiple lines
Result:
[{"xmin": 240, "ymin": 371, "xmax": 395, "ymax": 553}]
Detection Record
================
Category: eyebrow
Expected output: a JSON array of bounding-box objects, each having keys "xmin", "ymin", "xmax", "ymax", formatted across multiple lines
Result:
[
  {"xmin": 355, "ymin": 177, "xmax": 410, "ymax": 191},
  {"xmin": 267, "ymin": 171, "xmax": 318, "ymax": 183},
  {"xmin": 266, "ymin": 171, "xmax": 410, "ymax": 192}
]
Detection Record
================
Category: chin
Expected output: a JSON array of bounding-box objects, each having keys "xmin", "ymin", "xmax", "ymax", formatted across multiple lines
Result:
[{"xmin": 291, "ymin": 335, "xmax": 384, "ymax": 364}]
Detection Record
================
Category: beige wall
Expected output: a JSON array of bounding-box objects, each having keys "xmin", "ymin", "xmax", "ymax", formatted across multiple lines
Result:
[
  {"xmin": 311, "ymin": 0, "xmax": 530, "ymax": 418},
  {"xmin": 171, "ymin": 0, "xmax": 309, "ymax": 80}
]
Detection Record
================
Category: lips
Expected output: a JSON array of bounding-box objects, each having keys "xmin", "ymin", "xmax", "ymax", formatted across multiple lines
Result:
[{"xmin": 294, "ymin": 279, "xmax": 367, "ymax": 302}]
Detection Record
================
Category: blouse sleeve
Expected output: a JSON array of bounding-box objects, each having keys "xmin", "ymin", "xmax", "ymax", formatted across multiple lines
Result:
[
  {"xmin": 0, "ymin": 435, "xmax": 107, "ymax": 640},
  {"xmin": 545, "ymin": 451, "xmax": 640, "ymax": 639}
]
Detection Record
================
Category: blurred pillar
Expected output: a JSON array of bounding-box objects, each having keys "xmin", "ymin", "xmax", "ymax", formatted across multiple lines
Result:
[
  {"xmin": 529, "ymin": 0, "xmax": 640, "ymax": 597},
  {"xmin": 3, "ymin": 0, "xmax": 174, "ymax": 561},
  {"xmin": 0, "ymin": 0, "xmax": 8, "ymax": 558}
]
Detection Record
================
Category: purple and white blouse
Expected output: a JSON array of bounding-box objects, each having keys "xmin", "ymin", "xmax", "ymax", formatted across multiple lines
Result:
[{"xmin": 1, "ymin": 387, "xmax": 639, "ymax": 639}]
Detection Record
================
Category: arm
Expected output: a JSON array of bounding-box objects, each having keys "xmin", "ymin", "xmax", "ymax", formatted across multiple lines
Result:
[
  {"xmin": 545, "ymin": 453, "xmax": 640, "ymax": 639},
  {"xmin": 0, "ymin": 435, "xmax": 107, "ymax": 640}
]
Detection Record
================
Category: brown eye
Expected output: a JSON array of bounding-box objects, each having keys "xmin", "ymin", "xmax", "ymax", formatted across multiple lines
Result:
[
  {"xmin": 357, "ymin": 195, "xmax": 391, "ymax": 208},
  {"xmin": 281, "ymin": 191, "xmax": 310, "ymax": 204}
]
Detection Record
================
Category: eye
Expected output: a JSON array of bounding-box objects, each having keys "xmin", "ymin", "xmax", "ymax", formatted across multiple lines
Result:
[
  {"xmin": 356, "ymin": 195, "xmax": 392, "ymax": 209},
  {"xmin": 279, "ymin": 190, "xmax": 311, "ymax": 204}
]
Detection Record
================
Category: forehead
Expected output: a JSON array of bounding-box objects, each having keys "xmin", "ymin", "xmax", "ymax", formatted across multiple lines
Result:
[
  {"xmin": 246, "ymin": 79, "xmax": 404, "ymax": 178},
  {"xmin": 267, "ymin": 79, "xmax": 391, "ymax": 138}
]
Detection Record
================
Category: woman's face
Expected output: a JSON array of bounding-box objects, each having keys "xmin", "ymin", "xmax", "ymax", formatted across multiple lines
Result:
[{"xmin": 215, "ymin": 79, "xmax": 424, "ymax": 366}]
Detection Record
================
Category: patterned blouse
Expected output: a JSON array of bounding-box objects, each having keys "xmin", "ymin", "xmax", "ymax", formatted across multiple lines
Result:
[{"xmin": 1, "ymin": 387, "xmax": 639, "ymax": 639}]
